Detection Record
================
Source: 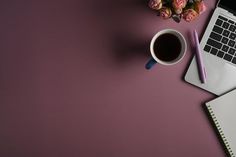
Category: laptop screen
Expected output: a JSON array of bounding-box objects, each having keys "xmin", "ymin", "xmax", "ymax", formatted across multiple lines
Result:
[{"xmin": 219, "ymin": 0, "xmax": 236, "ymax": 14}]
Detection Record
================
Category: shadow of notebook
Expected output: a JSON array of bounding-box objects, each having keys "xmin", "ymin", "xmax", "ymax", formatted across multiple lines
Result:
[{"xmin": 185, "ymin": 0, "xmax": 236, "ymax": 96}]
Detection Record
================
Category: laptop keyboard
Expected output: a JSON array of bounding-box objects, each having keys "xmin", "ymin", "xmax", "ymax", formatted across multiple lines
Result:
[{"xmin": 204, "ymin": 15, "xmax": 236, "ymax": 65}]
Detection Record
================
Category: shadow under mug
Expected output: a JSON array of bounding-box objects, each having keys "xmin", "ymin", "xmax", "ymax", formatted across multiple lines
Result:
[{"xmin": 145, "ymin": 29, "xmax": 187, "ymax": 69}]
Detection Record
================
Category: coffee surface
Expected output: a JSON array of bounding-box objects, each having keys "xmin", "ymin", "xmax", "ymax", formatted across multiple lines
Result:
[{"xmin": 153, "ymin": 33, "xmax": 181, "ymax": 62}]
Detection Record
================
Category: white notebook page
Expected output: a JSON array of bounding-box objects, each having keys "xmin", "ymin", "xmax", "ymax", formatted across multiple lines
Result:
[{"xmin": 206, "ymin": 89, "xmax": 236, "ymax": 157}]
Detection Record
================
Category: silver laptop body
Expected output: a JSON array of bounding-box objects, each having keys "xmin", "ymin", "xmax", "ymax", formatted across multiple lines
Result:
[{"xmin": 185, "ymin": 0, "xmax": 236, "ymax": 96}]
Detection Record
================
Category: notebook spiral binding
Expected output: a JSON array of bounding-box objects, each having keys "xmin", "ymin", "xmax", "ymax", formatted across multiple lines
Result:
[{"xmin": 207, "ymin": 105, "xmax": 235, "ymax": 157}]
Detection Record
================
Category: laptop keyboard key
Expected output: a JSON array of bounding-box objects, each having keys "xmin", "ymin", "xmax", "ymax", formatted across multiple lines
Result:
[
  {"xmin": 229, "ymin": 33, "xmax": 236, "ymax": 40},
  {"xmin": 224, "ymin": 54, "xmax": 233, "ymax": 61},
  {"xmin": 204, "ymin": 45, "xmax": 211, "ymax": 52},
  {"xmin": 213, "ymin": 25, "xmax": 223, "ymax": 34},
  {"xmin": 232, "ymin": 57, "xmax": 236, "ymax": 64},
  {"xmin": 207, "ymin": 38, "xmax": 222, "ymax": 49},
  {"xmin": 217, "ymin": 51, "xmax": 225, "ymax": 58},
  {"xmin": 228, "ymin": 40, "xmax": 235, "ymax": 47},
  {"xmin": 223, "ymin": 30, "xmax": 230, "ymax": 37},
  {"xmin": 229, "ymin": 20, "xmax": 234, "ymax": 24},
  {"xmin": 216, "ymin": 19, "xmax": 223, "ymax": 26},
  {"xmin": 222, "ymin": 45, "xmax": 229, "ymax": 52},
  {"xmin": 223, "ymin": 22, "xmax": 229, "ymax": 29},
  {"xmin": 210, "ymin": 48, "xmax": 218, "ymax": 55},
  {"xmin": 222, "ymin": 37, "xmax": 229, "ymax": 44},
  {"xmin": 210, "ymin": 32, "xmax": 222, "ymax": 41},
  {"xmin": 228, "ymin": 48, "xmax": 236, "ymax": 55},
  {"xmin": 218, "ymin": 15, "xmax": 228, "ymax": 21},
  {"xmin": 229, "ymin": 25, "xmax": 236, "ymax": 32}
]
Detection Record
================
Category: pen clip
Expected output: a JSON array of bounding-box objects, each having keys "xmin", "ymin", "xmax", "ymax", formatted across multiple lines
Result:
[{"xmin": 204, "ymin": 67, "xmax": 207, "ymax": 79}]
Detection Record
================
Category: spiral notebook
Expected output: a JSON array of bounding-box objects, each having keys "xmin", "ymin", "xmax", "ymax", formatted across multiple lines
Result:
[{"xmin": 205, "ymin": 89, "xmax": 236, "ymax": 157}]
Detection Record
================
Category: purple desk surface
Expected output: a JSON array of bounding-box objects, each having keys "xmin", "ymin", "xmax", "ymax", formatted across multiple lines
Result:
[{"xmin": 0, "ymin": 0, "xmax": 226, "ymax": 157}]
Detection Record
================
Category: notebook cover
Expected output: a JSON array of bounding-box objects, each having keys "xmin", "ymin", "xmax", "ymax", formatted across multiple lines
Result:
[{"xmin": 205, "ymin": 89, "xmax": 236, "ymax": 157}]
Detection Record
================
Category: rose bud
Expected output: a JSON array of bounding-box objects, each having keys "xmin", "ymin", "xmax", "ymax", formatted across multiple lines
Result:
[
  {"xmin": 174, "ymin": 8, "xmax": 183, "ymax": 14},
  {"xmin": 172, "ymin": 0, "xmax": 187, "ymax": 10},
  {"xmin": 149, "ymin": 0, "xmax": 162, "ymax": 10},
  {"xmin": 183, "ymin": 9, "xmax": 199, "ymax": 22},
  {"xmin": 195, "ymin": 1, "xmax": 207, "ymax": 14},
  {"xmin": 159, "ymin": 7, "xmax": 172, "ymax": 19}
]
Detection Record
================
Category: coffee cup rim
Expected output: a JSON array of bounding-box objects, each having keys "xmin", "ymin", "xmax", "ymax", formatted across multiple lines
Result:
[{"xmin": 150, "ymin": 29, "xmax": 187, "ymax": 66}]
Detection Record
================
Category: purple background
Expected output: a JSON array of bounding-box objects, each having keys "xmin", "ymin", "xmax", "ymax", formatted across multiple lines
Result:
[{"xmin": 0, "ymin": 0, "xmax": 226, "ymax": 157}]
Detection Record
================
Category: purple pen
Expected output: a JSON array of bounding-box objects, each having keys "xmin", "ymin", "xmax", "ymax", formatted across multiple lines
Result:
[{"xmin": 193, "ymin": 30, "xmax": 207, "ymax": 83}]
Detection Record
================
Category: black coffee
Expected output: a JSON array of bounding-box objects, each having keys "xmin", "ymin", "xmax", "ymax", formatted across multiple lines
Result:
[{"xmin": 153, "ymin": 33, "xmax": 181, "ymax": 62}]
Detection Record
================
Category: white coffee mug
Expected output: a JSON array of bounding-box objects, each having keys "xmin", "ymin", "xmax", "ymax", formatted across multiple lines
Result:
[{"xmin": 145, "ymin": 29, "xmax": 187, "ymax": 69}]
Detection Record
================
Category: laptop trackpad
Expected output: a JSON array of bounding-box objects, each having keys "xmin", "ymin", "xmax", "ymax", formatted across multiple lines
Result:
[{"xmin": 185, "ymin": 53, "xmax": 236, "ymax": 96}]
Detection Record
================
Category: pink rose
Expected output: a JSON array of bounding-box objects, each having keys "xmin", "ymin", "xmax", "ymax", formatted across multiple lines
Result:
[
  {"xmin": 172, "ymin": 0, "xmax": 187, "ymax": 10},
  {"xmin": 159, "ymin": 7, "xmax": 172, "ymax": 19},
  {"xmin": 149, "ymin": 0, "xmax": 162, "ymax": 10},
  {"xmin": 195, "ymin": 1, "xmax": 207, "ymax": 14},
  {"xmin": 183, "ymin": 9, "xmax": 198, "ymax": 22}
]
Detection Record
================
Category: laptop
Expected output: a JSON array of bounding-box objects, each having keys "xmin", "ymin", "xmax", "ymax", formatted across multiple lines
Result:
[{"xmin": 185, "ymin": 0, "xmax": 236, "ymax": 96}]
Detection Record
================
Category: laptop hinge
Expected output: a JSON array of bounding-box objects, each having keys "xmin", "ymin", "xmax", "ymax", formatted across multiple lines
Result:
[{"xmin": 219, "ymin": 5, "xmax": 236, "ymax": 16}]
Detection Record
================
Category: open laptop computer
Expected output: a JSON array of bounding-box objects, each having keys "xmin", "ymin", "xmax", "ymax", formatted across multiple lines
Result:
[{"xmin": 185, "ymin": 0, "xmax": 236, "ymax": 96}]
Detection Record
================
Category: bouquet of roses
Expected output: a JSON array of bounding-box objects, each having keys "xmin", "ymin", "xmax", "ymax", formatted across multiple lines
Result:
[{"xmin": 148, "ymin": 0, "xmax": 206, "ymax": 22}]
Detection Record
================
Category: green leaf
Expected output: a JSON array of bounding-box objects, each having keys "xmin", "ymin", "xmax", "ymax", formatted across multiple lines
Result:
[{"xmin": 172, "ymin": 14, "xmax": 181, "ymax": 23}]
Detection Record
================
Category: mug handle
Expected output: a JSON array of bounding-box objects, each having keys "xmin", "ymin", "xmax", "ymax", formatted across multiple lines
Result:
[{"xmin": 145, "ymin": 58, "xmax": 157, "ymax": 70}]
